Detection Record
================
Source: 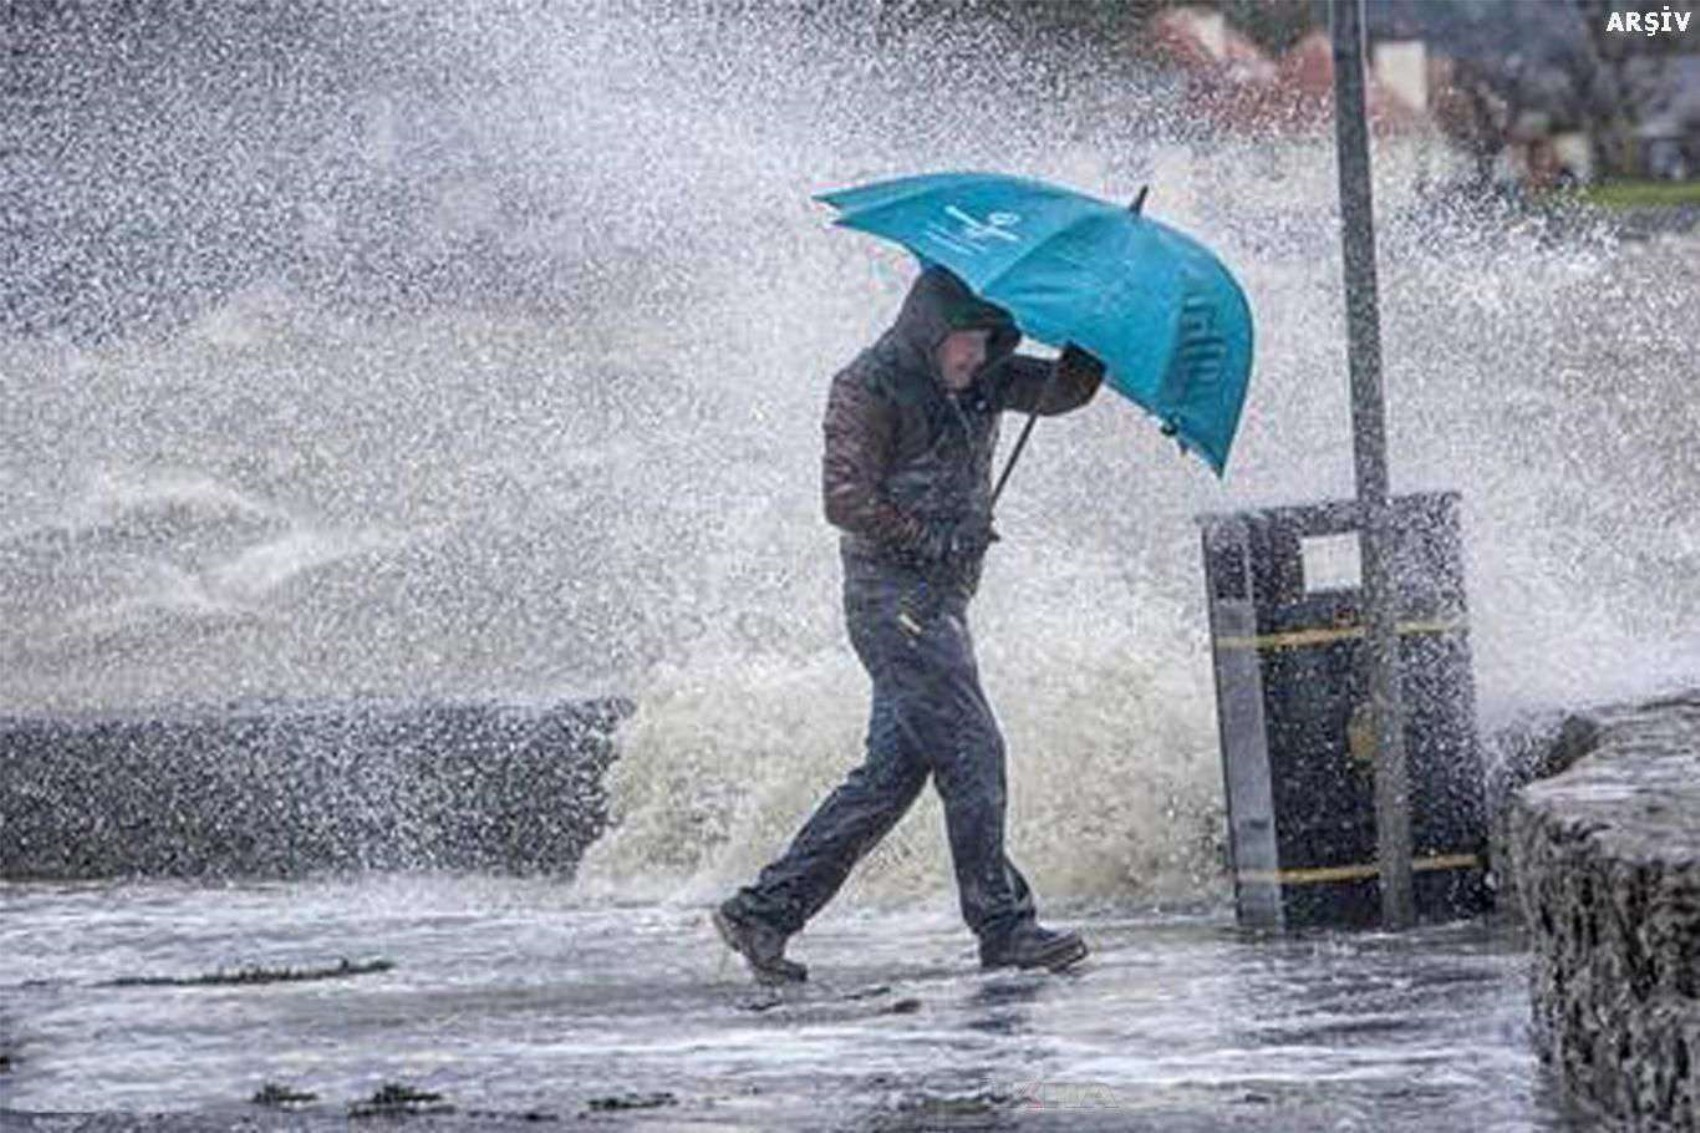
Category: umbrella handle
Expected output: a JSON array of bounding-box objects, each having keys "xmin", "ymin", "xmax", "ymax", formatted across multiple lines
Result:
[
  {"xmin": 990, "ymin": 338, "xmax": 1076, "ymax": 511},
  {"xmin": 990, "ymin": 410, "xmax": 1040, "ymax": 510}
]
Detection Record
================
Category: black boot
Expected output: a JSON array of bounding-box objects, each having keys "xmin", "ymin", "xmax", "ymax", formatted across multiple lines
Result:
[
  {"xmin": 979, "ymin": 922, "xmax": 1088, "ymax": 972},
  {"xmin": 713, "ymin": 900, "xmax": 807, "ymax": 985}
]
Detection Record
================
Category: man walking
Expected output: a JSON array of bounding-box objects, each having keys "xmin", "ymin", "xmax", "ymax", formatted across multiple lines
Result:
[{"xmin": 714, "ymin": 266, "xmax": 1104, "ymax": 983}]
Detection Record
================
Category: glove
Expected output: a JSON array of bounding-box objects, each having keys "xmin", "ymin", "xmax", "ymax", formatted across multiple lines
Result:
[
  {"xmin": 1059, "ymin": 343, "xmax": 1106, "ymax": 383},
  {"xmin": 916, "ymin": 516, "xmax": 1000, "ymax": 564}
]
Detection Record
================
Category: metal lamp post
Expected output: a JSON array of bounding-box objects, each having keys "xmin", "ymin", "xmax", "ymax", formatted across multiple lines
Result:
[{"xmin": 1330, "ymin": 0, "xmax": 1415, "ymax": 929}]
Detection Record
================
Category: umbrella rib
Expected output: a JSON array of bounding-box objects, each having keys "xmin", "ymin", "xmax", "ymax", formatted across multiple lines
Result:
[
  {"xmin": 815, "ymin": 173, "xmax": 1052, "ymax": 217},
  {"xmin": 814, "ymin": 181, "xmax": 947, "ymax": 216}
]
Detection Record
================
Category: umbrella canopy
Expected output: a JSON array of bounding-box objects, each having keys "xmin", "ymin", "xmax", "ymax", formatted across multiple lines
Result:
[{"xmin": 817, "ymin": 172, "xmax": 1254, "ymax": 476}]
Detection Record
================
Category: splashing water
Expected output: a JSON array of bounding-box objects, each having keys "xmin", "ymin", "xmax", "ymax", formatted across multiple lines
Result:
[{"xmin": 4, "ymin": 5, "xmax": 1697, "ymax": 908}]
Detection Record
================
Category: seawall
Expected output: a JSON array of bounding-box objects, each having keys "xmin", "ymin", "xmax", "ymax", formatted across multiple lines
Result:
[
  {"xmin": 1507, "ymin": 692, "xmax": 1700, "ymax": 1128},
  {"xmin": 0, "ymin": 697, "xmax": 630, "ymax": 880}
]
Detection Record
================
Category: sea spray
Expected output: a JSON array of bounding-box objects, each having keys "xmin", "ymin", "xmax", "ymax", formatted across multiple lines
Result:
[{"xmin": 4, "ymin": 5, "xmax": 1697, "ymax": 905}]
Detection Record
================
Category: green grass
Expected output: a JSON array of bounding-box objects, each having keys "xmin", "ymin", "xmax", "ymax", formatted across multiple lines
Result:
[{"xmin": 1580, "ymin": 180, "xmax": 1700, "ymax": 209}]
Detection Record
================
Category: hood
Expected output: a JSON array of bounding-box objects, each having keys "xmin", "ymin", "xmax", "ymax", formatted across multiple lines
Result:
[{"xmin": 884, "ymin": 266, "xmax": 1022, "ymax": 387}]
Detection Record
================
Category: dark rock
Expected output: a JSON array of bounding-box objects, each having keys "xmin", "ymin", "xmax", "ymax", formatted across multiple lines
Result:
[
  {"xmin": 349, "ymin": 1082, "xmax": 453, "ymax": 1118},
  {"xmin": 584, "ymin": 1091, "xmax": 676, "ymax": 1112},
  {"xmin": 110, "ymin": 957, "xmax": 392, "ymax": 988},
  {"xmin": 251, "ymin": 1082, "xmax": 317, "ymax": 1107}
]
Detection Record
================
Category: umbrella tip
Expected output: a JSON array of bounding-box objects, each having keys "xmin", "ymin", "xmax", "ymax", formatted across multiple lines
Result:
[{"xmin": 1130, "ymin": 186, "xmax": 1149, "ymax": 215}]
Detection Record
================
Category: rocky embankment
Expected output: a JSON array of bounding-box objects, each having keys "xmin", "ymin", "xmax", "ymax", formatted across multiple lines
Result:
[{"xmin": 1506, "ymin": 692, "xmax": 1700, "ymax": 1129}]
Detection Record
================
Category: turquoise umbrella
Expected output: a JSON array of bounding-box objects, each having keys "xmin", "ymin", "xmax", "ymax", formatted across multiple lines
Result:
[{"xmin": 817, "ymin": 171, "xmax": 1254, "ymax": 477}]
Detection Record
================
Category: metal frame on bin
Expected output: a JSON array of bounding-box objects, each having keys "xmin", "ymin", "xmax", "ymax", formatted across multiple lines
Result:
[{"xmin": 1199, "ymin": 492, "xmax": 1490, "ymax": 930}]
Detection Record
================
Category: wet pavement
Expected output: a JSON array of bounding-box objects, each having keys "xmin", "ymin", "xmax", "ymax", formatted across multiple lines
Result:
[{"xmin": 0, "ymin": 876, "xmax": 1592, "ymax": 1131}]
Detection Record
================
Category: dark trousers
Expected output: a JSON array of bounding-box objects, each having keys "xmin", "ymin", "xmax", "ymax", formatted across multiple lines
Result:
[{"xmin": 731, "ymin": 555, "xmax": 1037, "ymax": 941}]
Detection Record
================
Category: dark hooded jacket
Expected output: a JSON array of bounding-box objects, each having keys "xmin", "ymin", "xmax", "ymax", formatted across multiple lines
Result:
[{"xmin": 822, "ymin": 267, "xmax": 1102, "ymax": 589}]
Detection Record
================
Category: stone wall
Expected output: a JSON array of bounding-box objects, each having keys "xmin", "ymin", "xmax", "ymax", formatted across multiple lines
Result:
[
  {"xmin": 1, "ymin": 697, "xmax": 631, "ymax": 880},
  {"xmin": 1507, "ymin": 693, "xmax": 1700, "ymax": 1128}
]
